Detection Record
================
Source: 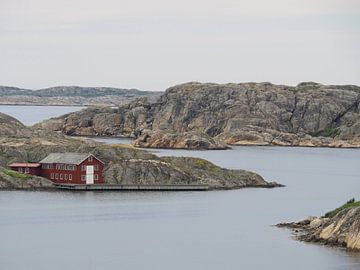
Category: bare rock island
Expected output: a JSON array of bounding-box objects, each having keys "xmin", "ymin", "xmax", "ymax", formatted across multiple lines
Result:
[{"xmin": 37, "ymin": 81, "xmax": 360, "ymax": 149}]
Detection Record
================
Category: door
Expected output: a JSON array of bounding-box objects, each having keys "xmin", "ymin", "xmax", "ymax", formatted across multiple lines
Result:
[{"xmin": 86, "ymin": 165, "xmax": 94, "ymax": 184}]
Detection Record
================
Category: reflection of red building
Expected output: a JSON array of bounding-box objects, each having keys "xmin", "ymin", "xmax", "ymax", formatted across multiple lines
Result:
[{"xmin": 9, "ymin": 153, "xmax": 104, "ymax": 185}]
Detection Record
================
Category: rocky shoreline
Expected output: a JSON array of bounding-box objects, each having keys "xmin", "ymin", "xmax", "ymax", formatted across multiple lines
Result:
[
  {"xmin": 277, "ymin": 201, "xmax": 360, "ymax": 252},
  {"xmin": 36, "ymin": 82, "xmax": 360, "ymax": 150}
]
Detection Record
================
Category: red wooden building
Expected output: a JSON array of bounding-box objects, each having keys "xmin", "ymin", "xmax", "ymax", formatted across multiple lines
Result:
[
  {"xmin": 8, "ymin": 163, "xmax": 41, "ymax": 176},
  {"xmin": 9, "ymin": 153, "xmax": 104, "ymax": 185}
]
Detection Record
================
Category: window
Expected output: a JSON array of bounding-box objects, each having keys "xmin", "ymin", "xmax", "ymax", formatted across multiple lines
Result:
[
  {"xmin": 66, "ymin": 165, "xmax": 76, "ymax": 171},
  {"xmin": 55, "ymin": 173, "xmax": 59, "ymax": 180},
  {"xmin": 51, "ymin": 173, "xmax": 54, "ymax": 179},
  {"xmin": 42, "ymin": 164, "xmax": 53, "ymax": 169},
  {"xmin": 94, "ymin": 174, "xmax": 98, "ymax": 180},
  {"xmin": 69, "ymin": 174, "xmax": 72, "ymax": 181},
  {"xmin": 81, "ymin": 175, "xmax": 86, "ymax": 181},
  {"xmin": 25, "ymin": 167, "xmax": 30, "ymax": 174},
  {"xmin": 88, "ymin": 156, "xmax": 93, "ymax": 162},
  {"xmin": 65, "ymin": 174, "xmax": 68, "ymax": 180},
  {"xmin": 56, "ymin": 164, "xmax": 65, "ymax": 170},
  {"xmin": 81, "ymin": 165, "xmax": 86, "ymax": 171},
  {"xmin": 94, "ymin": 165, "xmax": 99, "ymax": 171},
  {"xmin": 18, "ymin": 168, "xmax": 23, "ymax": 173},
  {"xmin": 60, "ymin": 174, "xmax": 63, "ymax": 180}
]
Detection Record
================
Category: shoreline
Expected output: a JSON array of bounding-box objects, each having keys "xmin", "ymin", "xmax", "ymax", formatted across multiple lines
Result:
[
  {"xmin": 81, "ymin": 135, "xmax": 360, "ymax": 150},
  {"xmin": 0, "ymin": 103, "xmax": 88, "ymax": 107}
]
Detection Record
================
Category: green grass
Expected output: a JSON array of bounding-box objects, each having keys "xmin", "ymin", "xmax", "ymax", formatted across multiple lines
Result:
[
  {"xmin": 194, "ymin": 159, "xmax": 207, "ymax": 167},
  {"xmin": 323, "ymin": 198, "xmax": 360, "ymax": 218},
  {"xmin": 1, "ymin": 168, "xmax": 30, "ymax": 180},
  {"xmin": 310, "ymin": 127, "xmax": 340, "ymax": 138}
]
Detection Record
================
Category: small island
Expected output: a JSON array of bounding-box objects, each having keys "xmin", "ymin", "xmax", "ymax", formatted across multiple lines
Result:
[
  {"xmin": 0, "ymin": 112, "xmax": 281, "ymax": 190},
  {"xmin": 277, "ymin": 199, "xmax": 360, "ymax": 252}
]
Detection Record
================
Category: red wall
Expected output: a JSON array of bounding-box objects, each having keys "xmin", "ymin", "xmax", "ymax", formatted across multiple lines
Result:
[
  {"xmin": 40, "ymin": 157, "xmax": 104, "ymax": 184},
  {"xmin": 10, "ymin": 166, "xmax": 41, "ymax": 176}
]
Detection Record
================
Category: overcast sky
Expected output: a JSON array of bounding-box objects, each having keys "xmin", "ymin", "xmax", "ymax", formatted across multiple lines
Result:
[{"xmin": 0, "ymin": 0, "xmax": 359, "ymax": 91}]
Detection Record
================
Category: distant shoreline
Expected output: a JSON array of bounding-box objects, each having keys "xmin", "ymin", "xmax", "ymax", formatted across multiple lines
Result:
[{"xmin": 0, "ymin": 103, "xmax": 87, "ymax": 107}]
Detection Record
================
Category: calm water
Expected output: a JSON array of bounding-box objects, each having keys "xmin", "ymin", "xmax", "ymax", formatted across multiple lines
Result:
[
  {"xmin": 1, "ymin": 106, "xmax": 360, "ymax": 270},
  {"xmin": 0, "ymin": 105, "xmax": 84, "ymax": 125}
]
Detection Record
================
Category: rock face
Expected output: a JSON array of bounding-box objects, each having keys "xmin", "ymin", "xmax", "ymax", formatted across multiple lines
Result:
[
  {"xmin": 277, "ymin": 204, "xmax": 360, "ymax": 252},
  {"xmin": 0, "ymin": 85, "xmax": 162, "ymax": 106},
  {"xmin": 37, "ymin": 82, "xmax": 360, "ymax": 149},
  {"xmin": 0, "ymin": 113, "xmax": 279, "ymax": 190},
  {"xmin": 0, "ymin": 112, "xmax": 28, "ymax": 137},
  {"xmin": 133, "ymin": 130, "xmax": 229, "ymax": 149}
]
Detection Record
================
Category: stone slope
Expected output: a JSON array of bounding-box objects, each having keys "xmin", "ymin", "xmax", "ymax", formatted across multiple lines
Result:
[{"xmin": 37, "ymin": 82, "xmax": 360, "ymax": 149}]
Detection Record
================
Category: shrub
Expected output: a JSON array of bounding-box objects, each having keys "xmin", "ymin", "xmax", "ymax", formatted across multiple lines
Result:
[
  {"xmin": 323, "ymin": 198, "xmax": 360, "ymax": 218},
  {"xmin": 310, "ymin": 127, "xmax": 340, "ymax": 138}
]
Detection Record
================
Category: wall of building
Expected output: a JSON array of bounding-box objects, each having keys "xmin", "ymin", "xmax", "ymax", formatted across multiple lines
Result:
[{"xmin": 10, "ymin": 166, "xmax": 41, "ymax": 176}]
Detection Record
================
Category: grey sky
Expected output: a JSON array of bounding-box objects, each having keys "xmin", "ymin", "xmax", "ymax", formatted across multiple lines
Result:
[{"xmin": 0, "ymin": 0, "xmax": 359, "ymax": 91}]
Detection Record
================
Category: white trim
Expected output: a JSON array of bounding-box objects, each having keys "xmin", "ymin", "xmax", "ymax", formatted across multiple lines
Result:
[{"xmin": 78, "ymin": 154, "xmax": 105, "ymax": 165}]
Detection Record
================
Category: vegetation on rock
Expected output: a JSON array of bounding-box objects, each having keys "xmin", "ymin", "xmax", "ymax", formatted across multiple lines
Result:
[{"xmin": 323, "ymin": 198, "xmax": 360, "ymax": 218}]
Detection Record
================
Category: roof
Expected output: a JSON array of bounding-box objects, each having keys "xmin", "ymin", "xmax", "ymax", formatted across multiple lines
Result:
[
  {"xmin": 9, "ymin": 163, "xmax": 41, "ymax": 168},
  {"xmin": 39, "ymin": 153, "xmax": 104, "ymax": 165}
]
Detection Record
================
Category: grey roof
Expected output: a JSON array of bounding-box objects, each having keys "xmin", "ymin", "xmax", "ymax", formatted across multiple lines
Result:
[{"xmin": 39, "ymin": 153, "xmax": 99, "ymax": 165}]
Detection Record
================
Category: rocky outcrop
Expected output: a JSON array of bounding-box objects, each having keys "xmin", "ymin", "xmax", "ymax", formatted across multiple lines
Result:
[
  {"xmin": 277, "ymin": 203, "xmax": 360, "ymax": 252},
  {"xmin": 37, "ymin": 81, "xmax": 360, "ymax": 149},
  {"xmin": 0, "ymin": 167, "xmax": 53, "ymax": 189},
  {"xmin": 0, "ymin": 112, "xmax": 29, "ymax": 137},
  {"xmin": 133, "ymin": 130, "xmax": 229, "ymax": 149},
  {"xmin": 0, "ymin": 113, "xmax": 280, "ymax": 190},
  {"xmin": 0, "ymin": 85, "xmax": 161, "ymax": 106}
]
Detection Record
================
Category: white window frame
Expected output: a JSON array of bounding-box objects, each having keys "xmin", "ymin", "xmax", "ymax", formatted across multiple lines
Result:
[
  {"xmin": 18, "ymin": 168, "xmax": 23, "ymax": 173},
  {"xmin": 24, "ymin": 167, "xmax": 30, "ymax": 174},
  {"xmin": 69, "ymin": 174, "xmax": 72, "ymax": 181},
  {"xmin": 64, "ymin": 174, "xmax": 68, "ymax": 180},
  {"xmin": 55, "ymin": 173, "xmax": 59, "ymax": 180},
  {"xmin": 88, "ymin": 156, "xmax": 93, "ymax": 162},
  {"xmin": 94, "ymin": 174, "xmax": 98, "ymax": 180},
  {"xmin": 51, "ymin": 173, "xmax": 54, "ymax": 179},
  {"xmin": 81, "ymin": 175, "xmax": 86, "ymax": 181},
  {"xmin": 81, "ymin": 165, "xmax": 86, "ymax": 171}
]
